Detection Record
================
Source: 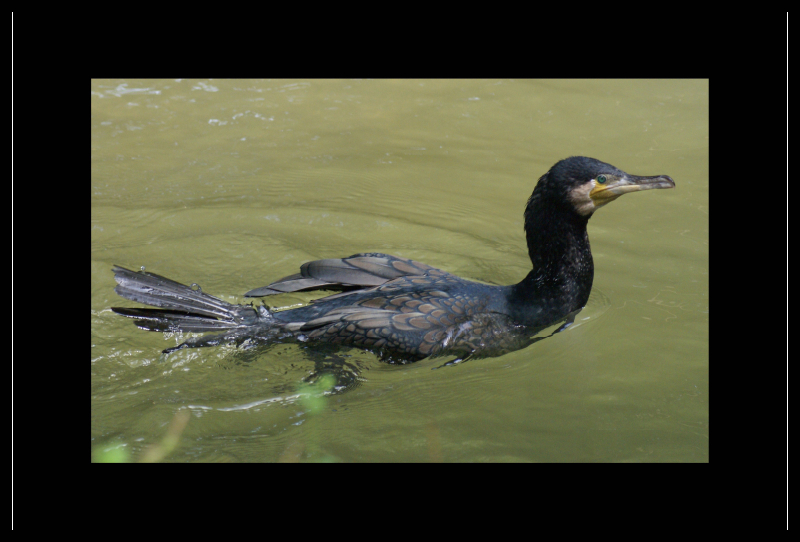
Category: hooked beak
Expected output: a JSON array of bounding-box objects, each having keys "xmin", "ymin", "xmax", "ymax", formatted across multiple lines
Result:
[{"xmin": 590, "ymin": 173, "xmax": 675, "ymax": 205}]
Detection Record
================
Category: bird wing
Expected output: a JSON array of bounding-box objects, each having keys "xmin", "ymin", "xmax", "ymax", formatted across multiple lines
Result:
[
  {"xmin": 244, "ymin": 253, "xmax": 449, "ymax": 297},
  {"xmin": 297, "ymin": 278, "xmax": 491, "ymax": 358}
]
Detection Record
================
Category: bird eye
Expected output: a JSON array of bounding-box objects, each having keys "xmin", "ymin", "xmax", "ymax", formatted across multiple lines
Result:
[{"xmin": 597, "ymin": 175, "xmax": 607, "ymax": 184}]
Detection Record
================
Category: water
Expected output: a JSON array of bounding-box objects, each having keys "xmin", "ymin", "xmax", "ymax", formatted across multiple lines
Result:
[{"xmin": 91, "ymin": 79, "xmax": 708, "ymax": 462}]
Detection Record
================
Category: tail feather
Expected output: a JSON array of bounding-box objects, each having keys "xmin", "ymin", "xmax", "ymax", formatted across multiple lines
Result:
[
  {"xmin": 110, "ymin": 307, "xmax": 243, "ymax": 332},
  {"xmin": 112, "ymin": 265, "xmax": 237, "ymax": 321},
  {"xmin": 111, "ymin": 265, "xmax": 261, "ymax": 334}
]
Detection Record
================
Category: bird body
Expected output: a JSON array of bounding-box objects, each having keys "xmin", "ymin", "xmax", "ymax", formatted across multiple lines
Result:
[{"xmin": 112, "ymin": 156, "xmax": 674, "ymax": 360}]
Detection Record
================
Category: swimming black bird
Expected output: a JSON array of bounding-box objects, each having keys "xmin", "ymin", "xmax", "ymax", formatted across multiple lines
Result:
[{"xmin": 111, "ymin": 156, "xmax": 674, "ymax": 360}]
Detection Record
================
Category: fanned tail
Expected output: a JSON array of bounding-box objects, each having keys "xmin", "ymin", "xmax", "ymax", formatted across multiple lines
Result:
[{"xmin": 111, "ymin": 265, "xmax": 267, "ymax": 353}]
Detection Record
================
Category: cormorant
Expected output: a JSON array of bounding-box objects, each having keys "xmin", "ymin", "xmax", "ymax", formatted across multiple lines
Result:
[{"xmin": 111, "ymin": 156, "xmax": 674, "ymax": 360}]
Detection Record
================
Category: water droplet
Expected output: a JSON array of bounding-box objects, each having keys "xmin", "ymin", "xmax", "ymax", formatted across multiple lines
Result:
[
  {"xmin": 191, "ymin": 283, "xmax": 202, "ymax": 292},
  {"xmin": 140, "ymin": 265, "xmax": 146, "ymax": 272}
]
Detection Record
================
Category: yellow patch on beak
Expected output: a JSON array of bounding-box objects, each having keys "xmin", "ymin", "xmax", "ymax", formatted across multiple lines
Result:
[{"xmin": 589, "ymin": 181, "xmax": 624, "ymax": 205}]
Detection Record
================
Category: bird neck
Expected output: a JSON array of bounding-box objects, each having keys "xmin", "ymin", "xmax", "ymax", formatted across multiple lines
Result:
[{"xmin": 508, "ymin": 196, "xmax": 594, "ymax": 324}]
